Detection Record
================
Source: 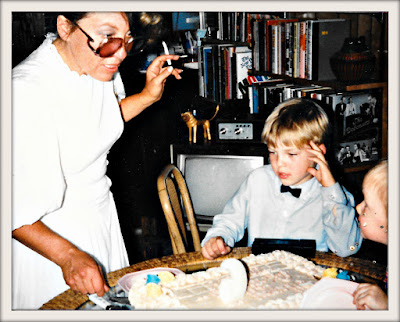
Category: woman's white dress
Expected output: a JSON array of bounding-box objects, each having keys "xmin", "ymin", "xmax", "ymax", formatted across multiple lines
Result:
[{"xmin": 12, "ymin": 33, "xmax": 129, "ymax": 309}]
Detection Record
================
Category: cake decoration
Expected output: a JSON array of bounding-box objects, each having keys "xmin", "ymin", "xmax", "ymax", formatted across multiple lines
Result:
[
  {"xmin": 218, "ymin": 258, "xmax": 248, "ymax": 303},
  {"xmin": 146, "ymin": 274, "xmax": 161, "ymax": 284}
]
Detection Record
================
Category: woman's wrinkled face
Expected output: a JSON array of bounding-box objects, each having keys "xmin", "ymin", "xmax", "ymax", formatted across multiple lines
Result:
[{"xmin": 66, "ymin": 12, "xmax": 131, "ymax": 81}]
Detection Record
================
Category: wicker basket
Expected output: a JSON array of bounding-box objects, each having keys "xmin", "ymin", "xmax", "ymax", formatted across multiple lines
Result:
[{"xmin": 330, "ymin": 37, "xmax": 376, "ymax": 82}]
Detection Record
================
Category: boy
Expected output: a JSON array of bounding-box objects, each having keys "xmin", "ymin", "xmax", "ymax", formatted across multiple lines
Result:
[
  {"xmin": 353, "ymin": 160, "xmax": 388, "ymax": 310},
  {"xmin": 201, "ymin": 98, "xmax": 362, "ymax": 259}
]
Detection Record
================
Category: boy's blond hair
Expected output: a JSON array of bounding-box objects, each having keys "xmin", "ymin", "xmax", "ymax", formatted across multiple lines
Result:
[
  {"xmin": 261, "ymin": 98, "xmax": 330, "ymax": 149},
  {"xmin": 363, "ymin": 160, "xmax": 388, "ymax": 213}
]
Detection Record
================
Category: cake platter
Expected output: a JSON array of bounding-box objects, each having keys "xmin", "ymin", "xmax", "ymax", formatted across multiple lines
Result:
[{"xmin": 77, "ymin": 267, "xmax": 184, "ymax": 310}]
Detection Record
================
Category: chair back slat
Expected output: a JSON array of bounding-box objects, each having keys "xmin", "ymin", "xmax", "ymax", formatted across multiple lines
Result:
[{"xmin": 157, "ymin": 164, "xmax": 201, "ymax": 254}]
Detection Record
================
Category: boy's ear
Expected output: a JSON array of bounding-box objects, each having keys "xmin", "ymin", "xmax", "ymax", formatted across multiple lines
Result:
[
  {"xmin": 319, "ymin": 143, "xmax": 327, "ymax": 155},
  {"xmin": 57, "ymin": 15, "xmax": 73, "ymax": 41}
]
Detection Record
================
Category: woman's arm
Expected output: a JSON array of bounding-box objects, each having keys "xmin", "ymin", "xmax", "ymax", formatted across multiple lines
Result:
[
  {"xmin": 120, "ymin": 54, "xmax": 182, "ymax": 122},
  {"xmin": 12, "ymin": 220, "xmax": 109, "ymax": 296}
]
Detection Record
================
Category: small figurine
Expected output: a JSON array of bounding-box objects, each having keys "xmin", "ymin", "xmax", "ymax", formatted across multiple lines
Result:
[{"xmin": 181, "ymin": 105, "xmax": 219, "ymax": 143}]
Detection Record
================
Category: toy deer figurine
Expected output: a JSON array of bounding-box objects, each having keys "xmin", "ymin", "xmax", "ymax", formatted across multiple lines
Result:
[{"xmin": 181, "ymin": 105, "xmax": 219, "ymax": 144}]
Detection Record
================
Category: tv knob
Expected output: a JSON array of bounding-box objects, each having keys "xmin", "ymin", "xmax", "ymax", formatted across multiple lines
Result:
[
  {"xmin": 234, "ymin": 127, "xmax": 242, "ymax": 135},
  {"xmin": 220, "ymin": 128, "xmax": 227, "ymax": 135}
]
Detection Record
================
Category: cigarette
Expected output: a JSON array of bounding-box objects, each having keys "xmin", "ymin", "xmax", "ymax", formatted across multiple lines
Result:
[
  {"xmin": 179, "ymin": 55, "xmax": 188, "ymax": 58},
  {"xmin": 162, "ymin": 41, "xmax": 172, "ymax": 66}
]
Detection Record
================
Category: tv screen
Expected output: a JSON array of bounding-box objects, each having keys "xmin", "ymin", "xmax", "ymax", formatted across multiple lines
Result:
[{"xmin": 177, "ymin": 154, "xmax": 264, "ymax": 230}]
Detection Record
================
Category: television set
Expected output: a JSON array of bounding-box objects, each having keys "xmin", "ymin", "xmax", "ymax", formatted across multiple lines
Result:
[{"xmin": 176, "ymin": 154, "xmax": 265, "ymax": 231}]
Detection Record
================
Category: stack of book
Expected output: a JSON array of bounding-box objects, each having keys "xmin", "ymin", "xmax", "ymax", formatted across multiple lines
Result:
[
  {"xmin": 245, "ymin": 78, "xmax": 382, "ymax": 168},
  {"xmin": 251, "ymin": 17, "xmax": 350, "ymax": 81},
  {"xmin": 197, "ymin": 43, "xmax": 253, "ymax": 102}
]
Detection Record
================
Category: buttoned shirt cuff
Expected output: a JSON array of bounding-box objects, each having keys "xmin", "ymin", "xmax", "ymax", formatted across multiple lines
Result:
[
  {"xmin": 201, "ymin": 229, "xmax": 236, "ymax": 248},
  {"xmin": 320, "ymin": 182, "xmax": 348, "ymax": 205}
]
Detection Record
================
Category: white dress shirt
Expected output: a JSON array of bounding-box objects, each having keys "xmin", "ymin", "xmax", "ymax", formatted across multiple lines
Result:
[{"xmin": 201, "ymin": 165, "xmax": 362, "ymax": 257}]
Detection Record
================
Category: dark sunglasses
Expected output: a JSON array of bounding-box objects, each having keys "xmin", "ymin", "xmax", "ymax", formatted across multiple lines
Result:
[{"xmin": 72, "ymin": 22, "xmax": 139, "ymax": 58}]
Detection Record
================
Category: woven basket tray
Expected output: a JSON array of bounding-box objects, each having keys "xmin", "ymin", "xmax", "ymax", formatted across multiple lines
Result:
[{"xmin": 40, "ymin": 247, "xmax": 386, "ymax": 310}]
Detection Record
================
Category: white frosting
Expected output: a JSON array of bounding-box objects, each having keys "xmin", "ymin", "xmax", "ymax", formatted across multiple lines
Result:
[{"xmin": 128, "ymin": 250, "xmax": 324, "ymax": 309}]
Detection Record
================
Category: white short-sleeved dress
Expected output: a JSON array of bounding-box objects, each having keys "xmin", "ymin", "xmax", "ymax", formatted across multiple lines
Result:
[{"xmin": 12, "ymin": 33, "xmax": 129, "ymax": 309}]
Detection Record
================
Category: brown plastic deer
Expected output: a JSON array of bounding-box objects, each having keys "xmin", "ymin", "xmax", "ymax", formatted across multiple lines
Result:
[{"xmin": 181, "ymin": 105, "xmax": 219, "ymax": 143}]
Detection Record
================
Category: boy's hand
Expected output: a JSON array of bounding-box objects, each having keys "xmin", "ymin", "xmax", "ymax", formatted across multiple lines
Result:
[
  {"xmin": 307, "ymin": 141, "xmax": 336, "ymax": 187},
  {"xmin": 353, "ymin": 283, "xmax": 388, "ymax": 310},
  {"xmin": 201, "ymin": 237, "xmax": 231, "ymax": 260}
]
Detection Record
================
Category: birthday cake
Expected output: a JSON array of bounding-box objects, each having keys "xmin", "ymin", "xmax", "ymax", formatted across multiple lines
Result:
[{"xmin": 126, "ymin": 250, "xmax": 325, "ymax": 309}]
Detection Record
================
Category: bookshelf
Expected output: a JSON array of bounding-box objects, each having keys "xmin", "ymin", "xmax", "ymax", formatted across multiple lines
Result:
[{"xmin": 195, "ymin": 12, "xmax": 388, "ymax": 176}]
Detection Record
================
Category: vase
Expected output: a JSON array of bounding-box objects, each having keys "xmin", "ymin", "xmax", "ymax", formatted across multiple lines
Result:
[{"xmin": 330, "ymin": 36, "xmax": 376, "ymax": 82}]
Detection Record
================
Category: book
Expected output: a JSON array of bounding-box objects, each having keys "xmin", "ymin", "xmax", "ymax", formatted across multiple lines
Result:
[
  {"xmin": 264, "ymin": 18, "xmax": 298, "ymax": 73},
  {"xmin": 247, "ymin": 75, "xmax": 283, "ymax": 85},
  {"xmin": 293, "ymin": 22, "xmax": 300, "ymax": 78},
  {"xmin": 251, "ymin": 82, "xmax": 260, "ymax": 114},
  {"xmin": 306, "ymin": 19, "xmax": 314, "ymax": 80},
  {"xmin": 202, "ymin": 46, "xmax": 213, "ymax": 98},
  {"xmin": 252, "ymin": 18, "xmax": 261, "ymax": 71},
  {"xmin": 223, "ymin": 47, "xmax": 233, "ymax": 99},
  {"xmin": 234, "ymin": 50, "xmax": 253, "ymax": 99},
  {"xmin": 246, "ymin": 13, "xmax": 252, "ymax": 44},
  {"xmin": 290, "ymin": 84, "xmax": 323, "ymax": 99},
  {"xmin": 197, "ymin": 46, "xmax": 205, "ymax": 97},
  {"xmin": 310, "ymin": 19, "xmax": 351, "ymax": 80},
  {"xmin": 280, "ymin": 22, "xmax": 287, "ymax": 75},
  {"xmin": 271, "ymin": 24, "xmax": 280, "ymax": 74},
  {"xmin": 299, "ymin": 21, "xmax": 307, "ymax": 79},
  {"xmin": 216, "ymin": 43, "xmax": 233, "ymax": 102},
  {"xmin": 285, "ymin": 22, "xmax": 294, "ymax": 77},
  {"xmin": 306, "ymin": 87, "xmax": 335, "ymax": 101}
]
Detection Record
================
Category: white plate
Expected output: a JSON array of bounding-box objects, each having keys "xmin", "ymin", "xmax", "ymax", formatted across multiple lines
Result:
[
  {"xmin": 117, "ymin": 268, "xmax": 185, "ymax": 293},
  {"xmin": 301, "ymin": 277, "xmax": 360, "ymax": 309}
]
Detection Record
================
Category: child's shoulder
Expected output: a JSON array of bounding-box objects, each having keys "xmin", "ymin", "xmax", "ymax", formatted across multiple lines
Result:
[{"xmin": 247, "ymin": 164, "xmax": 277, "ymax": 182}]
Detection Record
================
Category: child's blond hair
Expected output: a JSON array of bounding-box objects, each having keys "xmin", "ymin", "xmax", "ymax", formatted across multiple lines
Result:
[
  {"xmin": 261, "ymin": 98, "xmax": 330, "ymax": 149},
  {"xmin": 363, "ymin": 160, "xmax": 388, "ymax": 213}
]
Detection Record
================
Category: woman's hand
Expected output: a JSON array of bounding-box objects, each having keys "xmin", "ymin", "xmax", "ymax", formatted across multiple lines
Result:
[
  {"xmin": 59, "ymin": 247, "xmax": 109, "ymax": 296},
  {"xmin": 353, "ymin": 283, "xmax": 388, "ymax": 310},
  {"xmin": 141, "ymin": 54, "xmax": 182, "ymax": 105},
  {"xmin": 201, "ymin": 237, "xmax": 231, "ymax": 260},
  {"xmin": 120, "ymin": 54, "xmax": 182, "ymax": 122},
  {"xmin": 306, "ymin": 140, "xmax": 336, "ymax": 187},
  {"xmin": 12, "ymin": 220, "xmax": 109, "ymax": 296}
]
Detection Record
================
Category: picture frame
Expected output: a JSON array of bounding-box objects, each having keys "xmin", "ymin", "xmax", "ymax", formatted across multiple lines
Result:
[{"xmin": 324, "ymin": 88, "xmax": 382, "ymax": 169}]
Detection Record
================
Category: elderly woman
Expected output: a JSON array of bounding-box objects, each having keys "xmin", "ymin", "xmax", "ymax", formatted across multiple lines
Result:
[{"xmin": 12, "ymin": 12, "xmax": 181, "ymax": 309}]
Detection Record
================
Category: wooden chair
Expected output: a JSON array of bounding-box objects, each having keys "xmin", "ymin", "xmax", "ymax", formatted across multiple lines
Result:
[{"xmin": 157, "ymin": 164, "xmax": 201, "ymax": 254}]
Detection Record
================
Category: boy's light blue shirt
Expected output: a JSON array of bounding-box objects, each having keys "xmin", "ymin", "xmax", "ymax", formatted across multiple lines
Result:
[{"xmin": 201, "ymin": 164, "xmax": 362, "ymax": 257}]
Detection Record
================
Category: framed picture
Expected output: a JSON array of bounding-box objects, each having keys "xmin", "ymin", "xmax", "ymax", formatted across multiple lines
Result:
[
  {"xmin": 335, "ymin": 136, "xmax": 380, "ymax": 167},
  {"xmin": 322, "ymin": 88, "xmax": 382, "ymax": 169}
]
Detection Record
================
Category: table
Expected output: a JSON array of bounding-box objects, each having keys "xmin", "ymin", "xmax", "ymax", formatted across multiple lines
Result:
[{"xmin": 40, "ymin": 247, "xmax": 386, "ymax": 310}]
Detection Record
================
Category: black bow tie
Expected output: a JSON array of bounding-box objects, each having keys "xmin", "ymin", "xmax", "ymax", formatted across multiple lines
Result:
[{"xmin": 280, "ymin": 184, "xmax": 301, "ymax": 198}]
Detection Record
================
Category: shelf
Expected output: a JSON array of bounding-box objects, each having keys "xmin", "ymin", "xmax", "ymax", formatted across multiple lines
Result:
[
  {"xmin": 249, "ymin": 71, "xmax": 387, "ymax": 92},
  {"xmin": 343, "ymin": 164, "xmax": 374, "ymax": 173},
  {"xmin": 200, "ymin": 38, "xmax": 250, "ymax": 47}
]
